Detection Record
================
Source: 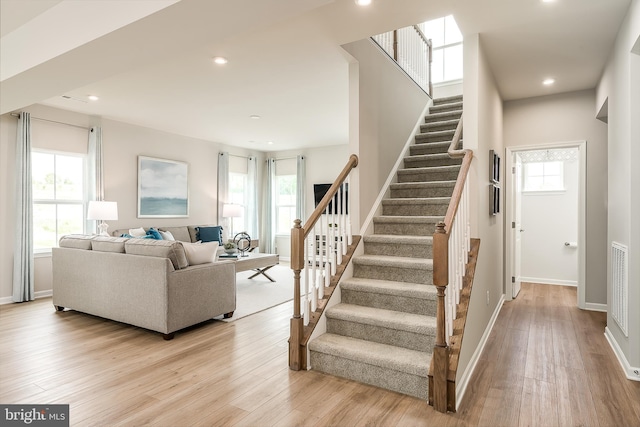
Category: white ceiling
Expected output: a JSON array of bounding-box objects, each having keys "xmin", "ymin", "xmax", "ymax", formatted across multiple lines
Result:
[{"xmin": 0, "ymin": 0, "xmax": 632, "ymax": 151}]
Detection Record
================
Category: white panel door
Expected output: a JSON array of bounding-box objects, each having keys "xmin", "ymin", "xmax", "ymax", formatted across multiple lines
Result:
[{"xmin": 513, "ymin": 153, "xmax": 523, "ymax": 298}]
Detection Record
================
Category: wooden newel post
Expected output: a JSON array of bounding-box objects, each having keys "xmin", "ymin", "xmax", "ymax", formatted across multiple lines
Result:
[
  {"xmin": 289, "ymin": 219, "xmax": 304, "ymax": 371},
  {"xmin": 432, "ymin": 222, "xmax": 449, "ymax": 412}
]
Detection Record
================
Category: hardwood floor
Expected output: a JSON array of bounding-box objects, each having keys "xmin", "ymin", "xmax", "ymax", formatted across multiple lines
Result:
[{"xmin": 1, "ymin": 282, "xmax": 638, "ymax": 426}]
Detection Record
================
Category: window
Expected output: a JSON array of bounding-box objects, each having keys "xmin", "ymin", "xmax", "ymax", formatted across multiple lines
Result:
[
  {"xmin": 32, "ymin": 151, "xmax": 86, "ymax": 252},
  {"xmin": 275, "ymin": 175, "xmax": 296, "ymax": 235},
  {"xmin": 523, "ymin": 161, "xmax": 564, "ymax": 192},
  {"xmin": 420, "ymin": 15, "xmax": 463, "ymax": 83},
  {"xmin": 228, "ymin": 172, "xmax": 247, "ymax": 236}
]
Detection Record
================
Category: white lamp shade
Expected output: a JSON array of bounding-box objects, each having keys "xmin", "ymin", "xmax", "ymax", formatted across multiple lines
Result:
[
  {"xmin": 87, "ymin": 201, "xmax": 118, "ymax": 220},
  {"xmin": 222, "ymin": 203, "xmax": 242, "ymax": 218}
]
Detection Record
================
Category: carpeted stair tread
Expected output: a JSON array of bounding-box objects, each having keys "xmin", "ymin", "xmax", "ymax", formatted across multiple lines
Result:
[
  {"xmin": 382, "ymin": 197, "xmax": 451, "ymax": 205},
  {"xmin": 309, "ymin": 333, "xmax": 430, "ymax": 377},
  {"xmin": 433, "ymin": 96, "xmax": 463, "ymax": 105},
  {"xmin": 390, "ymin": 181, "xmax": 456, "ymax": 191},
  {"xmin": 424, "ymin": 110, "xmax": 462, "ymax": 123},
  {"xmin": 409, "ymin": 141, "xmax": 451, "ymax": 156},
  {"xmin": 398, "ymin": 165, "xmax": 461, "ymax": 174},
  {"xmin": 373, "ymin": 215, "xmax": 444, "ymax": 224},
  {"xmin": 353, "ymin": 254, "xmax": 433, "ymax": 270},
  {"xmin": 429, "ymin": 101, "xmax": 463, "ymax": 113},
  {"xmin": 420, "ymin": 119, "xmax": 459, "ymax": 133},
  {"xmin": 327, "ymin": 303, "xmax": 436, "ymax": 335},
  {"xmin": 404, "ymin": 153, "xmax": 463, "ymax": 168},
  {"xmin": 341, "ymin": 277, "xmax": 437, "ymax": 299},
  {"xmin": 364, "ymin": 234, "xmax": 432, "ymax": 245}
]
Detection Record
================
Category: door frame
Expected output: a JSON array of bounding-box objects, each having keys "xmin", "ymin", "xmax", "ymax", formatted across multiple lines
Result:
[{"xmin": 504, "ymin": 141, "xmax": 587, "ymax": 308}]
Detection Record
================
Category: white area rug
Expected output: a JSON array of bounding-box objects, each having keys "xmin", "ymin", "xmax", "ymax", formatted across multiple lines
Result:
[{"xmin": 220, "ymin": 263, "xmax": 294, "ymax": 322}]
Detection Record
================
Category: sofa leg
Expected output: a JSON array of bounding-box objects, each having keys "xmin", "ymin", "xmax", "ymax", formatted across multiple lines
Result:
[
  {"xmin": 162, "ymin": 333, "xmax": 175, "ymax": 340},
  {"xmin": 55, "ymin": 305, "xmax": 65, "ymax": 311},
  {"xmin": 224, "ymin": 311, "xmax": 234, "ymax": 319}
]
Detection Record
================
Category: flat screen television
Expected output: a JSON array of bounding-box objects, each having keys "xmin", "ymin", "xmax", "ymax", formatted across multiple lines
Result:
[{"xmin": 313, "ymin": 183, "xmax": 348, "ymax": 214}]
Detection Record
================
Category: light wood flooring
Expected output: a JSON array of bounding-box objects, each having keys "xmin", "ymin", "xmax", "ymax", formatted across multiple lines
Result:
[{"xmin": 1, "ymin": 282, "xmax": 639, "ymax": 426}]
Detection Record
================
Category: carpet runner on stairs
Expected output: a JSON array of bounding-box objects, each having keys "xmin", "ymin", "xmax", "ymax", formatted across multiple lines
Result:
[{"xmin": 308, "ymin": 94, "xmax": 463, "ymax": 400}]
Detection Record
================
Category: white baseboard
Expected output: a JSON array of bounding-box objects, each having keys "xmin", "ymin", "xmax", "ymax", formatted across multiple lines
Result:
[
  {"xmin": 0, "ymin": 289, "xmax": 52, "ymax": 305},
  {"xmin": 455, "ymin": 293, "xmax": 506, "ymax": 410},
  {"xmin": 584, "ymin": 302, "xmax": 607, "ymax": 312},
  {"xmin": 520, "ymin": 276, "xmax": 577, "ymax": 287},
  {"xmin": 605, "ymin": 327, "xmax": 640, "ymax": 381}
]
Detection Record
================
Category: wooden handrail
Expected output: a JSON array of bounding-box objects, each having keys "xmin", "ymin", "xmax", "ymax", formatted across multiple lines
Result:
[
  {"xmin": 443, "ymin": 117, "xmax": 473, "ymax": 232},
  {"xmin": 289, "ymin": 154, "xmax": 359, "ymax": 371},
  {"xmin": 302, "ymin": 154, "xmax": 358, "ymax": 239}
]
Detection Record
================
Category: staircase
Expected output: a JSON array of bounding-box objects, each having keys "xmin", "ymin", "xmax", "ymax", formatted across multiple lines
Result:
[{"xmin": 308, "ymin": 95, "xmax": 463, "ymax": 400}]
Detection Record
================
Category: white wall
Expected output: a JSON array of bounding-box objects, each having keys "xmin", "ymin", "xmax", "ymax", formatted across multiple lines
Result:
[
  {"xmin": 0, "ymin": 104, "xmax": 265, "ymax": 301},
  {"xmin": 341, "ymin": 39, "xmax": 431, "ymax": 225},
  {"xmin": 597, "ymin": 0, "xmax": 640, "ymax": 374},
  {"xmin": 457, "ymin": 33, "xmax": 505, "ymax": 386},
  {"xmin": 503, "ymin": 90, "xmax": 608, "ymax": 305},
  {"xmin": 520, "ymin": 158, "xmax": 579, "ymax": 286}
]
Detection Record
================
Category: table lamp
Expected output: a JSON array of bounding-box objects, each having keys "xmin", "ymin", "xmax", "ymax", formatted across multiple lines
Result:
[{"xmin": 87, "ymin": 201, "xmax": 118, "ymax": 236}]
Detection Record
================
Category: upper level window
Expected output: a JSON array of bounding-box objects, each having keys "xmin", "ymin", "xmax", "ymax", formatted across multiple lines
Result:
[
  {"xmin": 523, "ymin": 161, "xmax": 564, "ymax": 192},
  {"xmin": 32, "ymin": 151, "xmax": 86, "ymax": 252},
  {"xmin": 420, "ymin": 15, "xmax": 463, "ymax": 83},
  {"xmin": 275, "ymin": 174, "xmax": 296, "ymax": 235}
]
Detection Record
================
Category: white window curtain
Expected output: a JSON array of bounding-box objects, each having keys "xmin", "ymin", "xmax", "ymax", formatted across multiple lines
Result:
[
  {"xmin": 264, "ymin": 158, "xmax": 276, "ymax": 254},
  {"xmin": 13, "ymin": 112, "xmax": 34, "ymax": 302},
  {"xmin": 217, "ymin": 152, "xmax": 229, "ymax": 226},
  {"xmin": 247, "ymin": 156, "xmax": 259, "ymax": 238},
  {"xmin": 86, "ymin": 126, "xmax": 103, "ymax": 233},
  {"xmin": 296, "ymin": 155, "xmax": 306, "ymax": 222}
]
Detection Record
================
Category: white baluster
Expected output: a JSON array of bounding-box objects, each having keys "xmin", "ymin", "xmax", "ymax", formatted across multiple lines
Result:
[{"xmin": 303, "ymin": 234, "xmax": 309, "ymax": 326}]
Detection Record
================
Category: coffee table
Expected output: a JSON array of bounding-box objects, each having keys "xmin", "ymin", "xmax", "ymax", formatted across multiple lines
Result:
[{"xmin": 221, "ymin": 252, "xmax": 279, "ymax": 282}]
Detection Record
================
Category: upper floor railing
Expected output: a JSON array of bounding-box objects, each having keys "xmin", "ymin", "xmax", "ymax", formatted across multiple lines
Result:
[{"xmin": 372, "ymin": 25, "xmax": 433, "ymax": 97}]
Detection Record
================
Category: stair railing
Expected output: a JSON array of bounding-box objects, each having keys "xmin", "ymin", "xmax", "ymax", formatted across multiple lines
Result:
[
  {"xmin": 372, "ymin": 25, "xmax": 433, "ymax": 97},
  {"xmin": 289, "ymin": 154, "xmax": 359, "ymax": 371},
  {"xmin": 431, "ymin": 117, "xmax": 473, "ymax": 412}
]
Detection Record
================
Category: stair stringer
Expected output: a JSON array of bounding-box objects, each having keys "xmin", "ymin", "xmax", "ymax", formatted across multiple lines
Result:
[{"xmin": 305, "ymin": 100, "xmax": 433, "ymax": 370}]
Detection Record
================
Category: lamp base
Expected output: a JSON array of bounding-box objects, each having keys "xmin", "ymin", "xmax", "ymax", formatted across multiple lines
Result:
[{"xmin": 97, "ymin": 222, "xmax": 110, "ymax": 236}]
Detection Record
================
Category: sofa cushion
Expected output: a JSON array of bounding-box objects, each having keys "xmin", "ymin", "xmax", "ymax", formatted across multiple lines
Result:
[
  {"xmin": 91, "ymin": 236, "xmax": 128, "ymax": 253},
  {"xmin": 158, "ymin": 226, "xmax": 191, "ymax": 242},
  {"xmin": 59, "ymin": 234, "xmax": 94, "ymax": 250},
  {"xmin": 124, "ymin": 239, "xmax": 188, "ymax": 270},
  {"xmin": 182, "ymin": 241, "xmax": 219, "ymax": 265},
  {"xmin": 158, "ymin": 230, "xmax": 175, "ymax": 241},
  {"xmin": 196, "ymin": 226, "xmax": 223, "ymax": 244}
]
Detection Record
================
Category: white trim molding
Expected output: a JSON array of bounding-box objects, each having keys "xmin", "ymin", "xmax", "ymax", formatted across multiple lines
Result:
[
  {"xmin": 605, "ymin": 327, "xmax": 640, "ymax": 381},
  {"xmin": 584, "ymin": 302, "xmax": 607, "ymax": 312},
  {"xmin": 0, "ymin": 289, "xmax": 52, "ymax": 305},
  {"xmin": 520, "ymin": 277, "xmax": 577, "ymax": 287},
  {"xmin": 456, "ymin": 293, "xmax": 506, "ymax": 410}
]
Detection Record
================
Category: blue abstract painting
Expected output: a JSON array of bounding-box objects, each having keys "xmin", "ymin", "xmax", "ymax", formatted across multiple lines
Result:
[{"xmin": 138, "ymin": 156, "xmax": 189, "ymax": 217}]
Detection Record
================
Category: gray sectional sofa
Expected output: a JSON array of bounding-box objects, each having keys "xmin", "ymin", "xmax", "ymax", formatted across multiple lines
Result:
[{"xmin": 52, "ymin": 233, "xmax": 236, "ymax": 340}]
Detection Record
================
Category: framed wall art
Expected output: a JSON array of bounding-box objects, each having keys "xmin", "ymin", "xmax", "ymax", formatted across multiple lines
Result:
[{"xmin": 138, "ymin": 156, "xmax": 189, "ymax": 218}]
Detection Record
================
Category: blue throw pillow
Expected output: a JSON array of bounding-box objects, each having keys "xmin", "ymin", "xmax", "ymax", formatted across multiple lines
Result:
[
  {"xmin": 146, "ymin": 228, "xmax": 163, "ymax": 240},
  {"xmin": 197, "ymin": 226, "xmax": 223, "ymax": 244}
]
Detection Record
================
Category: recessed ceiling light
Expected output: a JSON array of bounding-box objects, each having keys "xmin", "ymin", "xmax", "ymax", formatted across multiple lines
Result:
[
  {"xmin": 355, "ymin": 0, "xmax": 372, "ymax": 5},
  {"xmin": 213, "ymin": 56, "xmax": 228, "ymax": 65},
  {"xmin": 249, "ymin": 115, "xmax": 261, "ymax": 119},
  {"xmin": 267, "ymin": 141, "xmax": 274, "ymax": 145},
  {"xmin": 88, "ymin": 95, "xmax": 99, "ymax": 101},
  {"xmin": 543, "ymin": 78, "xmax": 555, "ymax": 85},
  {"xmin": 541, "ymin": 0, "xmax": 556, "ymax": 3}
]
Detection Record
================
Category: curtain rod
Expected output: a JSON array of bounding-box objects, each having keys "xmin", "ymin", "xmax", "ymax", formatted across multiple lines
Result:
[
  {"xmin": 10, "ymin": 112, "xmax": 90, "ymax": 131},
  {"xmin": 271, "ymin": 156, "xmax": 302, "ymax": 161}
]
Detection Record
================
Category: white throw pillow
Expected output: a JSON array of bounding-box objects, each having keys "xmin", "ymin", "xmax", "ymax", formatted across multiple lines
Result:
[
  {"xmin": 159, "ymin": 230, "xmax": 175, "ymax": 241},
  {"xmin": 129, "ymin": 227, "xmax": 147, "ymax": 237},
  {"xmin": 182, "ymin": 241, "xmax": 219, "ymax": 265}
]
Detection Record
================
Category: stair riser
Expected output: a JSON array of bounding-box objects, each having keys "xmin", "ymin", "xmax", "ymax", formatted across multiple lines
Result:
[
  {"xmin": 391, "ymin": 187, "xmax": 455, "ymax": 198},
  {"xmin": 326, "ymin": 318, "xmax": 435, "ymax": 352},
  {"xmin": 309, "ymin": 352, "xmax": 428, "ymax": 400},
  {"xmin": 404, "ymin": 157, "xmax": 462, "ymax": 168},
  {"xmin": 433, "ymin": 96, "xmax": 463, "ymax": 106},
  {"xmin": 342, "ymin": 288, "xmax": 437, "ymax": 316},
  {"xmin": 424, "ymin": 112, "xmax": 462, "ymax": 123},
  {"xmin": 420, "ymin": 122, "xmax": 458, "ymax": 133},
  {"xmin": 397, "ymin": 170, "xmax": 460, "ymax": 183},
  {"xmin": 382, "ymin": 203, "xmax": 448, "ymax": 216},
  {"xmin": 364, "ymin": 241, "xmax": 432, "ymax": 258},
  {"xmin": 354, "ymin": 264, "xmax": 433, "ymax": 285},
  {"xmin": 430, "ymin": 103, "xmax": 463, "ymax": 114},
  {"xmin": 409, "ymin": 143, "xmax": 449, "ymax": 156},
  {"xmin": 415, "ymin": 133, "xmax": 454, "ymax": 143},
  {"xmin": 373, "ymin": 221, "xmax": 438, "ymax": 236}
]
